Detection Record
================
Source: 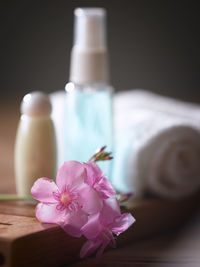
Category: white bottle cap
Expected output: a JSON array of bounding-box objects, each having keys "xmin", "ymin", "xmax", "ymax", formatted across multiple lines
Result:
[
  {"xmin": 74, "ymin": 8, "xmax": 106, "ymax": 49},
  {"xmin": 70, "ymin": 8, "xmax": 109, "ymax": 84},
  {"xmin": 21, "ymin": 91, "xmax": 52, "ymax": 116}
]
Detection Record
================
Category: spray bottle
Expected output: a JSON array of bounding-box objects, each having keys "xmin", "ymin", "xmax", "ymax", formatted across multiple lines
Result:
[{"xmin": 64, "ymin": 8, "xmax": 113, "ymax": 177}]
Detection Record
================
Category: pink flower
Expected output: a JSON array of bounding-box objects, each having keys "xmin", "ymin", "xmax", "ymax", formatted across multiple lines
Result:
[
  {"xmin": 80, "ymin": 197, "xmax": 135, "ymax": 258},
  {"xmin": 31, "ymin": 157, "xmax": 136, "ymax": 259},
  {"xmin": 84, "ymin": 162, "xmax": 116, "ymax": 199},
  {"xmin": 31, "ymin": 161, "xmax": 103, "ymax": 237}
]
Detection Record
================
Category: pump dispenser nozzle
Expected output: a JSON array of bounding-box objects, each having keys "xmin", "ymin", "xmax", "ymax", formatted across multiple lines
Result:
[
  {"xmin": 70, "ymin": 8, "xmax": 109, "ymax": 84},
  {"xmin": 74, "ymin": 8, "xmax": 106, "ymax": 49}
]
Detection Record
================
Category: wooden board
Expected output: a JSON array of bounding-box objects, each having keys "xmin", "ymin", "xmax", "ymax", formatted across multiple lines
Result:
[{"xmin": 0, "ymin": 193, "xmax": 199, "ymax": 267}]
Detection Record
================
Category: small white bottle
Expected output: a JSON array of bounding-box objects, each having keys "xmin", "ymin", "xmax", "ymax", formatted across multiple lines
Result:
[
  {"xmin": 64, "ymin": 8, "xmax": 113, "ymax": 177},
  {"xmin": 14, "ymin": 91, "xmax": 56, "ymax": 196}
]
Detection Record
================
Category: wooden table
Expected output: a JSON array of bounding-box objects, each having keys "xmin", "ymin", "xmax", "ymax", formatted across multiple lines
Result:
[{"xmin": 1, "ymin": 99, "xmax": 200, "ymax": 267}]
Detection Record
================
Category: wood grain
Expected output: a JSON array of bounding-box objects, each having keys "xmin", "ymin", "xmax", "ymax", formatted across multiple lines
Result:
[{"xmin": 0, "ymin": 192, "xmax": 199, "ymax": 267}]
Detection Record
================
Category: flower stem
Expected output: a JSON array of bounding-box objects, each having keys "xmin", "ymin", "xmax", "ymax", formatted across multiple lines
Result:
[{"xmin": 0, "ymin": 194, "xmax": 34, "ymax": 201}]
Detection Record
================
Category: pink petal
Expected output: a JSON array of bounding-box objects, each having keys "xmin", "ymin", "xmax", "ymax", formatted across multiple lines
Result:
[
  {"xmin": 31, "ymin": 178, "xmax": 59, "ymax": 203},
  {"xmin": 84, "ymin": 162, "xmax": 116, "ymax": 199},
  {"xmin": 60, "ymin": 210, "xmax": 88, "ymax": 238},
  {"xmin": 111, "ymin": 213, "xmax": 136, "ymax": 236},
  {"xmin": 84, "ymin": 162, "xmax": 102, "ymax": 186},
  {"xmin": 81, "ymin": 213, "xmax": 102, "ymax": 240},
  {"xmin": 100, "ymin": 198, "xmax": 121, "ymax": 226},
  {"xmin": 80, "ymin": 239, "xmax": 102, "ymax": 259},
  {"xmin": 96, "ymin": 239, "xmax": 110, "ymax": 259},
  {"xmin": 96, "ymin": 177, "xmax": 116, "ymax": 199},
  {"xmin": 56, "ymin": 161, "xmax": 86, "ymax": 191},
  {"xmin": 107, "ymin": 230, "xmax": 116, "ymax": 248},
  {"xmin": 36, "ymin": 203, "xmax": 66, "ymax": 223},
  {"xmin": 77, "ymin": 183, "xmax": 103, "ymax": 214}
]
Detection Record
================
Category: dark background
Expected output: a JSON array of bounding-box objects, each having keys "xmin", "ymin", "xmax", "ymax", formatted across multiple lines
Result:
[{"xmin": 1, "ymin": 0, "xmax": 200, "ymax": 102}]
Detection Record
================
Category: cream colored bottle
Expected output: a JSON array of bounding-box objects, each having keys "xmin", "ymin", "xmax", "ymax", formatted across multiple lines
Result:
[{"xmin": 15, "ymin": 91, "xmax": 56, "ymax": 196}]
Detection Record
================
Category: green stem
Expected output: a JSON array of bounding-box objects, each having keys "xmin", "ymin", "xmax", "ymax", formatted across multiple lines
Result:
[{"xmin": 0, "ymin": 194, "xmax": 34, "ymax": 201}]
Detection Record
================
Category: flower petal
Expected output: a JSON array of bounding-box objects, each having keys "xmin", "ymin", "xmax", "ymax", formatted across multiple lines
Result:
[
  {"xmin": 96, "ymin": 239, "xmax": 110, "ymax": 259},
  {"xmin": 61, "ymin": 210, "xmax": 88, "ymax": 238},
  {"xmin": 111, "ymin": 213, "xmax": 136, "ymax": 236},
  {"xmin": 84, "ymin": 162, "xmax": 102, "ymax": 186},
  {"xmin": 84, "ymin": 162, "xmax": 116, "ymax": 199},
  {"xmin": 100, "ymin": 198, "xmax": 121, "ymax": 226},
  {"xmin": 96, "ymin": 177, "xmax": 116, "ymax": 199},
  {"xmin": 81, "ymin": 213, "xmax": 102, "ymax": 240},
  {"xmin": 80, "ymin": 239, "xmax": 102, "ymax": 259},
  {"xmin": 36, "ymin": 203, "xmax": 66, "ymax": 223},
  {"xmin": 56, "ymin": 161, "xmax": 86, "ymax": 191},
  {"xmin": 77, "ymin": 184, "xmax": 103, "ymax": 214},
  {"xmin": 31, "ymin": 178, "xmax": 59, "ymax": 203}
]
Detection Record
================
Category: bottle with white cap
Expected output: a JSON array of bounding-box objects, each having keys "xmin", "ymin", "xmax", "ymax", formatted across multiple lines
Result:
[
  {"xmin": 14, "ymin": 91, "xmax": 56, "ymax": 196},
  {"xmin": 65, "ymin": 8, "xmax": 113, "ymax": 176}
]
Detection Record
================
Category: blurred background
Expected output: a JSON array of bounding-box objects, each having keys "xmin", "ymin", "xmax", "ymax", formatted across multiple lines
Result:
[
  {"xmin": 1, "ymin": 0, "xmax": 200, "ymax": 103},
  {"xmin": 0, "ymin": 3, "xmax": 200, "ymax": 263}
]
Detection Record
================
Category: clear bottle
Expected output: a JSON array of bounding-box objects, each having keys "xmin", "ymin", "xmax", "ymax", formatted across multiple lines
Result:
[{"xmin": 64, "ymin": 8, "xmax": 113, "ymax": 177}]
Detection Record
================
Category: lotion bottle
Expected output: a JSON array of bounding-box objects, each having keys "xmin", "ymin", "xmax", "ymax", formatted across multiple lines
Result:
[{"xmin": 14, "ymin": 91, "xmax": 56, "ymax": 196}]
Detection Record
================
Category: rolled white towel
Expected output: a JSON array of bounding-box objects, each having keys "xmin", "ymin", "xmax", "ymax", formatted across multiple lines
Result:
[
  {"xmin": 112, "ymin": 90, "xmax": 200, "ymax": 199},
  {"xmin": 50, "ymin": 90, "xmax": 200, "ymax": 199}
]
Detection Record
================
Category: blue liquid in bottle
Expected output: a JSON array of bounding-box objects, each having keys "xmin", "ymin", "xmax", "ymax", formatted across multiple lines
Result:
[
  {"xmin": 64, "ymin": 8, "xmax": 113, "ymax": 178},
  {"xmin": 64, "ymin": 83, "xmax": 113, "ymax": 177}
]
